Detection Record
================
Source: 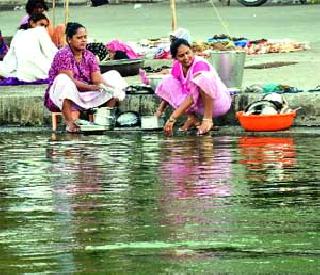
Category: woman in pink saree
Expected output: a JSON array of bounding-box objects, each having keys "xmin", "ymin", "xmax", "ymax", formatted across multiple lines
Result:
[{"xmin": 155, "ymin": 38, "xmax": 231, "ymax": 136}]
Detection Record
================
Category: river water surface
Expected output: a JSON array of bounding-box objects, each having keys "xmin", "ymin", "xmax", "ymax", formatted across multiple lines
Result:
[{"xmin": 0, "ymin": 133, "xmax": 319, "ymax": 273}]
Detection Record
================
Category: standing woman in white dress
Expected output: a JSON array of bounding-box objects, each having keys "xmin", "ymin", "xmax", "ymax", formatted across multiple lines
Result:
[{"xmin": 0, "ymin": 13, "xmax": 57, "ymax": 82}]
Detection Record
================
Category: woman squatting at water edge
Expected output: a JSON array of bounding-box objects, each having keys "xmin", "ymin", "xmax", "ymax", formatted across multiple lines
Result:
[
  {"xmin": 44, "ymin": 22, "xmax": 128, "ymax": 133},
  {"xmin": 155, "ymin": 38, "xmax": 232, "ymax": 136}
]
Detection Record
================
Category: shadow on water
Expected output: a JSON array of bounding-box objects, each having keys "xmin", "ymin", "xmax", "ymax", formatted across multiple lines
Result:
[{"xmin": 0, "ymin": 133, "xmax": 319, "ymax": 273}]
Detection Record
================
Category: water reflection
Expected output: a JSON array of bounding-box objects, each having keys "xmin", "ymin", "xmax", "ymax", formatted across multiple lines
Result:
[
  {"xmin": 239, "ymin": 137, "xmax": 296, "ymax": 180},
  {"xmin": 156, "ymin": 136, "xmax": 234, "ymax": 238},
  {"xmin": 160, "ymin": 136, "xmax": 232, "ymax": 199},
  {"xmin": 238, "ymin": 136, "xmax": 300, "ymax": 206},
  {"xmin": 48, "ymin": 133, "xmax": 103, "ymax": 200},
  {"xmin": 238, "ymin": 137, "xmax": 296, "ymax": 178},
  {"xmin": 47, "ymin": 133, "xmax": 106, "ymax": 273},
  {"xmin": 0, "ymin": 133, "xmax": 319, "ymax": 273}
]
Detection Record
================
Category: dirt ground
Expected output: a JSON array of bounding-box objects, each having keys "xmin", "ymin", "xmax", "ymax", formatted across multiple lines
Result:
[{"xmin": 1, "ymin": 2, "xmax": 319, "ymax": 90}]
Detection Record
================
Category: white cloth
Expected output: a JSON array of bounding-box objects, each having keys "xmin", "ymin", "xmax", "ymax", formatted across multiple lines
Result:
[
  {"xmin": 0, "ymin": 27, "xmax": 57, "ymax": 82},
  {"xmin": 49, "ymin": 71, "xmax": 127, "ymax": 110},
  {"xmin": 169, "ymin": 28, "xmax": 192, "ymax": 43}
]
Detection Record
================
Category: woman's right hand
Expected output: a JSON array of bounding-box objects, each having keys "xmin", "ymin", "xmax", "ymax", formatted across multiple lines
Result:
[
  {"xmin": 90, "ymin": 84, "xmax": 101, "ymax": 91},
  {"xmin": 164, "ymin": 117, "xmax": 176, "ymax": 136}
]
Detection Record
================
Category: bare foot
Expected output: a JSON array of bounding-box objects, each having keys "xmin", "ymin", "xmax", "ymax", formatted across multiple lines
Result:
[
  {"xmin": 66, "ymin": 121, "xmax": 80, "ymax": 134},
  {"xmin": 179, "ymin": 115, "xmax": 200, "ymax": 132},
  {"xmin": 197, "ymin": 119, "xmax": 213, "ymax": 135}
]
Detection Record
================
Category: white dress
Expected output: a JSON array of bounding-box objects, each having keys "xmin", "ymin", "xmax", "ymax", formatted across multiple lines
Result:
[
  {"xmin": 48, "ymin": 71, "xmax": 127, "ymax": 111},
  {"xmin": 0, "ymin": 26, "xmax": 57, "ymax": 82}
]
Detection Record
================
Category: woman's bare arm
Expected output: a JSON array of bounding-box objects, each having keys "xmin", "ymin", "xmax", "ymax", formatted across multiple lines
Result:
[
  {"xmin": 171, "ymin": 95, "xmax": 193, "ymax": 119},
  {"xmin": 164, "ymin": 95, "xmax": 194, "ymax": 136},
  {"xmin": 91, "ymin": 71, "xmax": 115, "ymax": 89},
  {"xmin": 155, "ymin": 100, "xmax": 168, "ymax": 117},
  {"xmin": 59, "ymin": 70, "xmax": 100, "ymax": 91}
]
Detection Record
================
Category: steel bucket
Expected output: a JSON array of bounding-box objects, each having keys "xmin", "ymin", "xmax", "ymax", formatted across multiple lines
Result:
[
  {"xmin": 93, "ymin": 107, "xmax": 116, "ymax": 129},
  {"xmin": 141, "ymin": 116, "xmax": 164, "ymax": 129},
  {"xmin": 209, "ymin": 51, "xmax": 246, "ymax": 90},
  {"xmin": 148, "ymin": 74, "xmax": 166, "ymax": 91}
]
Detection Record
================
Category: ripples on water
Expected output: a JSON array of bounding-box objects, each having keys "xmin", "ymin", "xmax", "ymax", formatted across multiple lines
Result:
[{"xmin": 0, "ymin": 133, "xmax": 319, "ymax": 273}]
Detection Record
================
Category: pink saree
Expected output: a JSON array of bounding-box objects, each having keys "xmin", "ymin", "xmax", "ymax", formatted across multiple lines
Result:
[{"xmin": 155, "ymin": 56, "xmax": 231, "ymax": 117}]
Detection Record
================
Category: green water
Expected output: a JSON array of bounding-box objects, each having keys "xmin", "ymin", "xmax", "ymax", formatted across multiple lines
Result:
[{"xmin": 0, "ymin": 133, "xmax": 319, "ymax": 274}]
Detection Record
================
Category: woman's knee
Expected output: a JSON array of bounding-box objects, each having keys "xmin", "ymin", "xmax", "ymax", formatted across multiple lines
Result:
[
  {"xmin": 102, "ymin": 70, "xmax": 128, "ymax": 89},
  {"xmin": 55, "ymin": 73, "xmax": 72, "ymax": 82},
  {"xmin": 54, "ymin": 73, "xmax": 76, "ymax": 89},
  {"xmin": 102, "ymin": 70, "xmax": 121, "ymax": 79}
]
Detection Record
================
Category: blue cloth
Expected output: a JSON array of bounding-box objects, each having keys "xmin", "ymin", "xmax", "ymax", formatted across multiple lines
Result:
[
  {"xmin": 262, "ymin": 83, "xmax": 281, "ymax": 93},
  {"xmin": 0, "ymin": 77, "xmax": 49, "ymax": 86},
  {"xmin": 234, "ymin": 39, "xmax": 249, "ymax": 47}
]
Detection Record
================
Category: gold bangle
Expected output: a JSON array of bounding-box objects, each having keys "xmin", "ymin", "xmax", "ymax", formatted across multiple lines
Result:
[
  {"xmin": 202, "ymin": 118, "xmax": 212, "ymax": 121},
  {"xmin": 168, "ymin": 117, "xmax": 177, "ymax": 123}
]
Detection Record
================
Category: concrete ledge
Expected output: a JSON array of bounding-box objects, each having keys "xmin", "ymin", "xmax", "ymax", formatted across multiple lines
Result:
[
  {"xmin": 1, "ymin": 84, "xmax": 320, "ymax": 128},
  {"xmin": 0, "ymin": 85, "xmax": 50, "ymax": 126}
]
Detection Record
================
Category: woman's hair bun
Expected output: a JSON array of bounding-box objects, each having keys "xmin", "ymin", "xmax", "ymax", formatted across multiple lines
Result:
[{"xmin": 65, "ymin": 22, "xmax": 85, "ymax": 39}]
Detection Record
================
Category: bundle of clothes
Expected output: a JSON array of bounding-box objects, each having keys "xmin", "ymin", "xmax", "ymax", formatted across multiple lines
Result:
[
  {"xmin": 190, "ymin": 34, "xmax": 310, "ymax": 56},
  {"xmin": 244, "ymin": 83, "xmax": 304, "ymax": 94},
  {"xmin": 244, "ymin": 93, "xmax": 293, "ymax": 116},
  {"xmin": 86, "ymin": 39, "xmax": 140, "ymax": 62}
]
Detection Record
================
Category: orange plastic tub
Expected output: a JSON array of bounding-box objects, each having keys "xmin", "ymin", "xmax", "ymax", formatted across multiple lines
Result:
[{"xmin": 236, "ymin": 111, "xmax": 296, "ymax": 132}]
